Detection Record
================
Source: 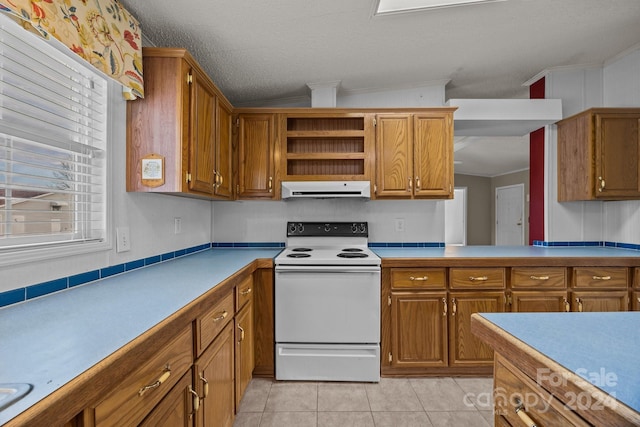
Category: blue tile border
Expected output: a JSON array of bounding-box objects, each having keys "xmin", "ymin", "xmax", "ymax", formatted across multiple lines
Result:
[
  {"xmin": 533, "ymin": 240, "xmax": 640, "ymax": 251},
  {"xmin": 212, "ymin": 242, "xmax": 285, "ymax": 248},
  {"xmin": 0, "ymin": 242, "xmax": 214, "ymax": 309},
  {"xmin": 368, "ymin": 242, "xmax": 445, "ymax": 248}
]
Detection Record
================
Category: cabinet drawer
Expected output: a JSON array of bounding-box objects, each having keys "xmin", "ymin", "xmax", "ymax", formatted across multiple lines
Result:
[
  {"xmin": 92, "ymin": 326, "xmax": 193, "ymax": 427},
  {"xmin": 494, "ymin": 356, "xmax": 590, "ymax": 427},
  {"xmin": 511, "ymin": 267, "xmax": 566, "ymax": 288},
  {"xmin": 236, "ymin": 275, "xmax": 254, "ymax": 312},
  {"xmin": 573, "ymin": 267, "xmax": 628, "ymax": 289},
  {"xmin": 391, "ymin": 268, "xmax": 446, "ymax": 290},
  {"xmin": 450, "ymin": 268, "xmax": 505, "ymax": 289},
  {"xmin": 196, "ymin": 291, "xmax": 234, "ymax": 356}
]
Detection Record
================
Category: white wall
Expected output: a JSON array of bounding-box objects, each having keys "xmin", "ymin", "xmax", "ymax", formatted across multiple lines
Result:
[
  {"xmin": 544, "ymin": 46, "xmax": 640, "ymax": 244},
  {"xmin": 1, "ymin": 81, "xmax": 213, "ymax": 292},
  {"xmin": 212, "ymin": 199, "xmax": 444, "ymax": 244}
]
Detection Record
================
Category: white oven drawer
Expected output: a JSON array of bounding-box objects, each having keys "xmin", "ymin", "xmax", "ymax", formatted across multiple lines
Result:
[
  {"xmin": 275, "ymin": 343, "xmax": 380, "ymax": 382},
  {"xmin": 275, "ymin": 268, "xmax": 380, "ymax": 343}
]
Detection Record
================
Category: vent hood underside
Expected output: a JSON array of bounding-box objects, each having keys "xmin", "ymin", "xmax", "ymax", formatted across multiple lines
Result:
[{"xmin": 281, "ymin": 181, "xmax": 371, "ymax": 199}]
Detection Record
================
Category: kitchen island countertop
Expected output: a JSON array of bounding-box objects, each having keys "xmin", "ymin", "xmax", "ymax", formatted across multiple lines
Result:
[
  {"xmin": 0, "ymin": 248, "xmax": 281, "ymax": 426},
  {"xmin": 472, "ymin": 312, "xmax": 640, "ymax": 424}
]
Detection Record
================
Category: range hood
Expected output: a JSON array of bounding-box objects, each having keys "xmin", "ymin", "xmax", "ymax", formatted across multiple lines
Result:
[{"xmin": 281, "ymin": 181, "xmax": 371, "ymax": 199}]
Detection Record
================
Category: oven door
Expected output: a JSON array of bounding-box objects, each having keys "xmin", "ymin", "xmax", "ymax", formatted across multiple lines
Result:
[{"xmin": 275, "ymin": 265, "xmax": 380, "ymax": 343}]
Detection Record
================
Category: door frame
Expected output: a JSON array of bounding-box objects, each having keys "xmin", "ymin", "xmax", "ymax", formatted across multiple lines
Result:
[{"xmin": 495, "ymin": 183, "xmax": 525, "ymax": 245}]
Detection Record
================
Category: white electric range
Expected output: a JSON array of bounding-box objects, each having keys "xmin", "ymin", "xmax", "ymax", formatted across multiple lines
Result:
[{"xmin": 274, "ymin": 222, "xmax": 381, "ymax": 382}]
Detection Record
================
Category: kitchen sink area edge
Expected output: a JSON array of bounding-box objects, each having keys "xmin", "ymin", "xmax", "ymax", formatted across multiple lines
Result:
[{"xmin": 1, "ymin": 245, "xmax": 639, "ymax": 426}]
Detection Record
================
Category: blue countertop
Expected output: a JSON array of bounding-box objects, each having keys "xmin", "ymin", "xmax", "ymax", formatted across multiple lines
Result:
[
  {"xmin": 372, "ymin": 245, "xmax": 640, "ymax": 259},
  {"xmin": 479, "ymin": 312, "xmax": 640, "ymax": 414},
  {"xmin": 0, "ymin": 248, "xmax": 281, "ymax": 426}
]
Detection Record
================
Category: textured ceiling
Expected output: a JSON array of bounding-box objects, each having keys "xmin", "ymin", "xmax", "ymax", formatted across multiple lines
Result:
[{"xmin": 119, "ymin": 0, "xmax": 640, "ymax": 176}]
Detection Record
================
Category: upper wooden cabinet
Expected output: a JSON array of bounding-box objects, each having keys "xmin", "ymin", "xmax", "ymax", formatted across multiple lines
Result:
[
  {"xmin": 280, "ymin": 112, "xmax": 374, "ymax": 182},
  {"xmin": 374, "ymin": 110, "xmax": 454, "ymax": 199},
  {"xmin": 126, "ymin": 48, "xmax": 233, "ymax": 199},
  {"xmin": 236, "ymin": 113, "xmax": 278, "ymax": 199},
  {"xmin": 557, "ymin": 108, "xmax": 640, "ymax": 201}
]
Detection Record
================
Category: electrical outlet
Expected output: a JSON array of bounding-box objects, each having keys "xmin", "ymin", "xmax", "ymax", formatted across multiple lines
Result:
[
  {"xmin": 116, "ymin": 227, "xmax": 131, "ymax": 252},
  {"xmin": 174, "ymin": 217, "xmax": 182, "ymax": 234},
  {"xmin": 395, "ymin": 218, "xmax": 405, "ymax": 232}
]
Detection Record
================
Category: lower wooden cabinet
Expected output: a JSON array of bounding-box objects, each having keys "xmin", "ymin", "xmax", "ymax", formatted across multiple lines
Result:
[
  {"xmin": 633, "ymin": 291, "xmax": 640, "ymax": 311},
  {"xmin": 85, "ymin": 326, "xmax": 193, "ymax": 427},
  {"xmin": 194, "ymin": 322, "xmax": 235, "ymax": 427},
  {"xmin": 235, "ymin": 299, "xmax": 254, "ymax": 409},
  {"xmin": 571, "ymin": 290, "xmax": 629, "ymax": 312},
  {"xmin": 139, "ymin": 370, "xmax": 194, "ymax": 427},
  {"xmin": 448, "ymin": 292, "xmax": 505, "ymax": 367},
  {"xmin": 390, "ymin": 292, "xmax": 448, "ymax": 369},
  {"xmin": 510, "ymin": 290, "xmax": 569, "ymax": 313},
  {"xmin": 494, "ymin": 355, "xmax": 590, "ymax": 426}
]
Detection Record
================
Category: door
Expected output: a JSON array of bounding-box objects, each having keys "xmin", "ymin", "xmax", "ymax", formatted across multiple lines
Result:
[
  {"xmin": 235, "ymin": 300, "xmax": 254, "ymax": 409},
  {"xmin": 449, "ymin": 292, "xmax": 505, "ymax": 366},
  {"xmin": 195, "ymin": 322, "xmax": 235, "ymax": 427},
  {"xmin": 188, "ymin": 67, "xmax": 216, "ymax": 195},
  {"xmin": 237, "ymin": 113, "xmax": 275, "ymax": 198},
  {"xmin": 413, "ymin": 112, "xmax": 453, "ymax": 198},
  {"xmin": 495, "ymin": 184, "xmax": 524, "ymax": 245},
  {"xmin": 275, "ymin": 267, "xmax": 380, "ymax": 343},
  {"xmin": 444, "ymin": 187, "xmax": 466, "ymax": 246},
  {"xmin": 214, "ymin": 99, "xmax": 233, "ymax": 199},
  {"xmin": 390, "ymin": 292, "xmax": 448, "ymax": 368},
  {"xmin": 375, "ymin": 114, "xmax": 413, "ymax": 197},
  {"xmin": 571, "ymin": 291, "xmax": 629, "ymax": 312},
  {"xmin": 511, "ymin": 291, "xmax": 569, "ymax": 313}
]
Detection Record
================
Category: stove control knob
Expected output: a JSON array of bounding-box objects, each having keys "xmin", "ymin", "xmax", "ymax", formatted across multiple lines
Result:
[
  {"xmin": 324, "ymin": 224, "xmax": 331, "ymax": 232},
  {"xmin": 359, "ymin": 223, "xmax": 367, "ymax": 233},
  {"xmin": 351, "ymin": 223, "xmax": 358, "ymax": 233},
  {"xmin": 288, "ymin": 223, "xmax": 297, "ymax": 234},
  {"xmin": 298, "ymin": 223, "xmax": 305, "ymax": 233}
]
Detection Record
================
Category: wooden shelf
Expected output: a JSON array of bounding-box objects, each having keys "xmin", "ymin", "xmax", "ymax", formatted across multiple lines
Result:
[{"xmin": 286, "ymin": 130, "xmax": 365, "ymax": 138}]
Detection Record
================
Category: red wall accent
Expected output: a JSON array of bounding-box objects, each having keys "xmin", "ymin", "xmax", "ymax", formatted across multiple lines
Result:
[{"xmin": 529, "ymin": 78, "xmax": 545, "ymax": 244}]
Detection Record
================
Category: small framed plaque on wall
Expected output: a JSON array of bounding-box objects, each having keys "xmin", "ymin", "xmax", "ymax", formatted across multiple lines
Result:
[{"xmin": 141, "ymin": 153, "xmax": 164, "ymax": 187}]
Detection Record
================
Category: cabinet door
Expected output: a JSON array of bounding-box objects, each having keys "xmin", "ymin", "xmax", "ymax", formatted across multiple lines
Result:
[
  {"xmin": 188, "ymin": 67, "xmax": 216, "ymax": 195},
  {"xmin": 390, "ymin": 292, "xmax": 448, "ymax": 368},
  {"xmin": 571, "ymin": 291, "xmax": 629, "ymax": 312},
  {"xmin": 214, "ymin": 99, "xmax": 233, "ymax": 199},
  {"xmin": 449, "ymin": 292, "xmax": 505, "ymax": 367},
  {"xmin": 238, "ymin": 113, "xmax": 275, "ymax": 199},
  {"xmin": 139, "ymin": 371, "xmax": 193, "ymax": 427},
  {"xmin": 511, "ymin": 291, "xmax": 569, "ymax": 313},
  {"xmin": 235, "ymin": 299, "xmax": 254, "ymax": 409},
  {"xmin": 413, "ymin": 112, "xmax": 453, "ymax": 198},
  {"xmin": 195, "ymin": 322, "xmax": 235, "ymax": 427},
  {"xmin": 595, "ymin": 112, "xmax": 640, "ymax": 198},
  {"xmin": 375, "ymin": 114, "xmax": 413, "ymax": 198},
  {"xmin": 632, "ymin": 291, "xmax": 640, "ymax": 311}
]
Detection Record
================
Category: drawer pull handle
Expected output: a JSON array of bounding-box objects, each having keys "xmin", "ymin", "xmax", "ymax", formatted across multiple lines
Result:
[
  {"xmin": 240, "ymin": 288, "xmax": 252, "ymax": 295},
  {"xmin": 442, "ymin": 297, "xmax": 447, "ymax": 316},
  {"xmin": 238, "ymin": 324, "xmax": 245, "ymax": 342},
  {"xmin": 213, "ymin": 310, "xmax": 229, "ymax": 322},
  {"xmin": 563, "ymin": 298, "xmax": 570, "ymax": 312},
  {"xmin": 451, "ymin": 298, "xmax": 457, "ymax": 316},
  {"xmin": 199, "ymin": 373, "xmax": 209, "ymax": 398},
  {"xmin": 592, "ymin": 275, "xmax": 611, "ymax": 280},
  {"xmin": 514, "ymin": 402, "xmax": 538, "ymax": 427},
  {"xmin": 530, "ymin": 275, "xmax": 549, "ymax": 280},
  {"xmin": 138, "ymin": 366, "xmax": 171, "ymax": 396},
  {"xmin": 576, "ymin": 298, "xmax": 583, "ymax": 312},
  {"xmin": 469, "ymin": 276, "xmax": 488, "ymax": 282},
  {"xmin": 189, "ymin": 386, "xmax": 200, "ymax": 416},
  {"xmin": 410, "ymin": 276, "xmax": 428, "ymax": 281}
]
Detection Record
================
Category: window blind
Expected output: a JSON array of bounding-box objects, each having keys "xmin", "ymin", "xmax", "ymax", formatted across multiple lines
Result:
[{"xmin": 0, "ymin": 14, "xmax": 107, "ymax": 250}]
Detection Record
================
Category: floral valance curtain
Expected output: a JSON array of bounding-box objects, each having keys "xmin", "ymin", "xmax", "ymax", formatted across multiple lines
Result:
[{"xmin": 0, "ymin": 0, "xmax": 144, "ymax": 98}]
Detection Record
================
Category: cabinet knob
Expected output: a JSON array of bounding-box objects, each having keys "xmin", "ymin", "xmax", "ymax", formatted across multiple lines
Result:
[
  {"xmin": 530, "ymin": 275, "xmax": 549, "ymax": 280},
  {"xmin": 415, "ymin": 176, "xmax": 421, "ymax": 190},
  {"xmin": 138, "ymin": 366, "xmax": 171, "ymax": 396},
  {"xmin": 598, "ymin": 176, "xmax": 605, "ymax": 192},
  {"xmin": 451, "ymin": 298, "xmax": 457, "ymax": 316},
  {"xmin": 592, "ymin": 275, "xmax": 611, "ymax": 281},
  {"xmin": 576, "ymin": 298, "xmax": 583, "ymax": 312},
  {"xmin": 268, "ymin": 176, "xmax": 273, "ymax": 193},
  {"xmin": 407, "ymin": 177, "xmax": 412, "ymax": 192},
  {"xmin": 514, "ymin": 400, "xmax": 538, "ymax": 427},
  {"xmin": 469, "ymin": 276, "xmax": 488, "ymax": 282},
  {"xmin": 442, "ymin": 297, "xmax": 447, "ymax": 316},
  {"xmin": 409, "ymin": 276, "xmax": 428, "ymax": 281}
]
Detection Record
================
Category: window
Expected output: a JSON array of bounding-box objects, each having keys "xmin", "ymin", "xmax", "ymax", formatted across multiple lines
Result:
[{"xmin": 0, "ymin": 14, "xmax": 108, "ymax": 255}]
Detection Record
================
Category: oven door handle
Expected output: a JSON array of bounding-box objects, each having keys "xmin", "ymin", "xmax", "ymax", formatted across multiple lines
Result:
[{"xmin": 275, "ymin": 266, "xmax": 381, "ymax": 273}]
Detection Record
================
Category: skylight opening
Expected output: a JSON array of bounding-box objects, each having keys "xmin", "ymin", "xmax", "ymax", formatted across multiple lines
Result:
[{"xmin": 375, "ymin": 0, "xmax": 507, "ymax": 15}]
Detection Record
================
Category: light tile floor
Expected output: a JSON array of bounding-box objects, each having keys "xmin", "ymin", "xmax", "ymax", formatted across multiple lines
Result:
[{"xmin": 233, "ymin": 377, "xmax": 495, "ymax": 427}]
